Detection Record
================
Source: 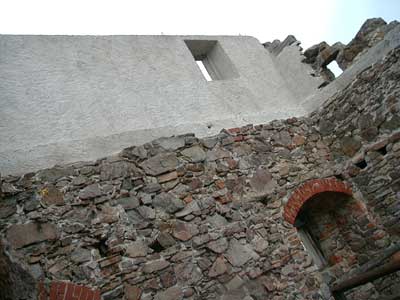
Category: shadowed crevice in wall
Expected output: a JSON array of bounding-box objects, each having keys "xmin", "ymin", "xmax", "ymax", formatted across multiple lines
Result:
[{"xmin": 0, "ymin": 240, "xmax": 37, "ymax": 300}]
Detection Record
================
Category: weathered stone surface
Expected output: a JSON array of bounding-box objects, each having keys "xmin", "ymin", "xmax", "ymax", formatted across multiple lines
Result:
[
  {"xmin": 1, "ymin": 183, "xmax": 20, "ymax": 195},
  {"xmin": 143, "ymin": 259, "xmax": 170, "ymax": 274},
  {"xmin": 175, "ymin": 200, "xmax": 200, "ymax": 218},
  {"xmin": 71, "ymin": 247, "xmax": 91, "ymax": 263},
  {"xmin": 207, "ymin": 238, "xmax": 228, "ymax": 254},
  {"xmin": 249, "ymin": 168, "xmax": 277, "ymax": 194},
  {"xmin": 126, "ymin": 241, "xmax": 148, "ymax": 258},
  {"xmin": 79, "ymin": 184, "xmax": 102, "ymax": 200},
  {"xmin": 100, "ymin": 160, "xmax": 141, "ymax": 181},
  {"xmin": 102, "ymin": 286, "xmax": 123, "ymax": 300},
  {"xmin": 64, "ymin": 222, "xmax": 85, "ymax": 234},
  {"xmin": 153, "ymin": 192, "xmax": 184, "ymax": 213},
  {"xmin": 181, "ymin": 145, "xmax": 206, "ymax": 163},
  {"xmin": 126, "ymin": 210, "xmax": 144, "ymax": 225},
  {"xmin": 174, "ymin": 261, "xmax": 203, "ymax": 285},
  {"xmin": 202, "ymin": 137, "xmax": 218, "ymax": 149},
  {"xmin": 72, "ymin": 175, "xmax": 88, "ymax": 186},
  {"xmin": 98, "ymin": 255, "xmax": 121, "ymax": 268},
  {"xmin": 116, "ymin": 196, "xmax": 140, "ymax": 211},
  {"xmin": 140, "ymin": 153, "xmax": 179, "ymax": 176},
  {"xmin": 292, "ymin": 134, "xmax": 306, "ymax": 146},
  {"xmin": 160, "ymin": 268, "xmax": 177, "ymax": 288},
  {"xmin": 319, "ymin": 119, "xmax": 335, "ymax": 135},
  {"xmin": 208, "ymin": 256, "xmax": 228, "ymax": 277},
  {"xmin": 251, "ymin": 236, "xmax": 269, "ymax": 253},
  {"xmin": 158, "ymin": 171, "xmax": 178, "ymax": 183},
  {"xmin": 264, "ymin": 35, "xmax": 297, "ymax": 56},
  {"xmin": 94, "ymin": 206, "xmax": 120, "ymax": 224},
  {"xmin": 6, "ymin": 222, "xmax": 58, "ymax": 249},
  {"xmin": 272, "ymin": 131, "xmax": 292, "ymax": 147},
  {"xmin": 341, "ymin": 136, "xmax": 362, "ymax": 157},
  {"xmin": 37, "ymin": 166, "xmax": 75, "ymax": 182},
  {"xmin": 124, "ymin": 284, "xmax": 142, "ymax": 300},
  {"xmin": 337, "ymin": 18, "xmax": 389, "ymax": 69},
  {"xmin": 154, "ymin": 286, "xmax": 183, "ymax": 300},
  {"xmin": 0, "ymin": 197, "xmax": 17, "ymax": 218},
  {"xmin": 143, "ymin": 182, "xmax": 161, "ymax": 193},
  {"xmin": 206, "ymin": 214, "xmax": 228, "ymax": 229},
  {"xmin": 172, "ymin": 221, "xmax": 199, "ymax": 241},
  {"xmin": 121, "ymin": 145, "xmax": 148, "ymax": 161},
  {"xmin": 224, "ymin": 239, "xmax": 259, "ymax": 267},
  {"xmin": 206, "ymin": 148, "xmax": 230, "ymax": 161},
  {"xmin": 40, "ymin": 185, "xmax": 64, "ymax": 206},
  {"xmin": 136, "ymin": 205, "xmax": 155, "ymax": 220},
  {"xmin": 381, "ymin": 115, "xmax": 400, "ymax": 131},
  {"xmin": 225, "ymin": 275, "xmax": 245, "ymax": 290},
  {"xmin": 154, "ymin": 136, "xmax": 186, "ymax": 151},
  {"xmin": 157, "ymin": 232, "xmax": 176, "ymax": 249}
]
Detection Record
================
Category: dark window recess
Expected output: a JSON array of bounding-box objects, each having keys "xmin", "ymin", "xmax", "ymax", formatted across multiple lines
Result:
[
  {"xmin": 376, "ymin": 145, "xmax": 387, "ymax": 156},
  {"xmin": 355, "ymin": 160, "xmax": 368, "ymax": 169},
  {"xmin": 184, "ymin": 40, "xmax": 239, "ymax": 81},
  {"xmin": 295, "ymin": 213, "xmax": 328, "ymax": 269}
]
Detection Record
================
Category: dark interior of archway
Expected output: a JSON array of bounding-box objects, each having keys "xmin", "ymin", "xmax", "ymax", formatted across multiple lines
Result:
[{"xmin": 295, "ymin": 192, "xmax": 357, "ymax": 266}]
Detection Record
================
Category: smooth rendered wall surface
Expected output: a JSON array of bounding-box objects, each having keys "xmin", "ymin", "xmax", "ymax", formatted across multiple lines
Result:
[{"xmin": 0, "ymin": 35, "xmax": 317, "ymax": 174}]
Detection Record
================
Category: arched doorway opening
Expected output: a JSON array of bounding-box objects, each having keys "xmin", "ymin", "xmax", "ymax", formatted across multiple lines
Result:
[
  {"xmin": 293, "ymin": 191, "xmax": 362, "ymax": 270},
  {"xmin": 284, "ymin": 177, "xmax": 400, "ymax": 300}
]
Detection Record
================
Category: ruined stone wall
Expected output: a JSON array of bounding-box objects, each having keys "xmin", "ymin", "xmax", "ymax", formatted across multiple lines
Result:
[
  {"xmin": 0, "ymin": 47, "xmax": 399, "ymax": 300},
  {"xmin": 305, "ymin": 45, "xmax": 400, "ymax": 298}
]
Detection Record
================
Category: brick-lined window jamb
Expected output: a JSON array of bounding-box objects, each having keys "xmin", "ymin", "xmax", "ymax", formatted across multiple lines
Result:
[{"xmin": 283, "ymin": 177, "xmax": 353, "ymax": 225}]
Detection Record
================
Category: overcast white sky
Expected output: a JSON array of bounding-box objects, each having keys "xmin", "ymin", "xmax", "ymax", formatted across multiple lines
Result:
[{"xmin": 0, "ymin": 0, "xmax": 399, "ymax": 49}]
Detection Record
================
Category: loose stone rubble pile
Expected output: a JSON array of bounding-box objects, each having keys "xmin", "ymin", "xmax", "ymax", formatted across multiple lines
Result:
[{"xmin": 1, "ymin": 24, "xmax": 400, "ymax": 300}]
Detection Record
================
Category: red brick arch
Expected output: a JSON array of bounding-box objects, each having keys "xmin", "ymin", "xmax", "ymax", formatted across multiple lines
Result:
[
  {"xmin": 283, "ymin": 177, "xmax": 353, "ymax": 225},
  {"xmin": 39, "ymin": 281, "xmax": 101, "ymax": 300}
]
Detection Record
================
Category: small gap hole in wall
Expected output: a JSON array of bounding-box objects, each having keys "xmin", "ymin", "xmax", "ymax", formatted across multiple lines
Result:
[
  {"xmin": 377, "ymin": 145, "xmax": 387, "ymax": 156},
  {"xmin": 326, "ymin": 60, "xmax": 343, "ymax": 78},
  {"xmin": 196, "ymin": 60, "xmax": 213, "ymax": 81},
  {"xmin": 334, "ymin": 174, "xmax": 344, "ymax": 180},
  {"xmin": 95, "ymin": 238, "xmax": 108, "ymax": 257},
  {"xmin": 149, "ymin": 239, "xmax": 165, "ymax": 253},
  {"xmin": 355, "ymin": 160, "xmax": 367, "ymax": 169}
]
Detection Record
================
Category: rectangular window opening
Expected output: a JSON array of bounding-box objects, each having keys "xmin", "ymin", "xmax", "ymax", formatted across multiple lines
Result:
[
  {"xmin": 196, "ymin": 60, "xmax": 213, "ymax": 81},
  {"xmin": 184, "ymin": 39, "xmax": 239, "ymax": 81}
]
